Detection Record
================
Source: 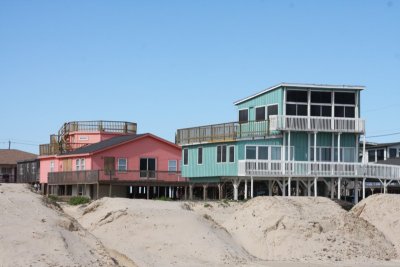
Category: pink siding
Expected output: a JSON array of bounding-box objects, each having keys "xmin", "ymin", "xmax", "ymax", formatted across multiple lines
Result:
[
  {"xmin": 69, "ymin": 132, "xmax": 126, "ymax": 145},
  {"xmin": 91, "ymin": 135, "xmax": 181, "ymax": 172},
  {"xmin": 39, "ymin": 134, "xmax": 181, "ymax": 184}
]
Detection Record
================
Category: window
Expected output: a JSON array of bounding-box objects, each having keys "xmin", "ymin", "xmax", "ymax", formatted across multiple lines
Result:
[
  {"xmin": 168, "ymin": 160, "xmax": 177, "ymax": 172},
  {"xmin": 389, "ymin": 148, "xmax": 397, "ymax": 158},
  {"xmin": 258, "ymin": 146, "xmax": 268, "ymax": 160},
  {"xmin": 239, "ymin": 109, "xmax": 248, "ymax": 123},
  {"xmin": 267, "ymin": 104, "xmax": 278, "ymax": 118},
  {"xmin": 311, "ymin": 105, "xmax": 331, "ymax": 117},
  {"xmin": 377, "ymin": 149, "xmax": 384, "ymax": 161},
  {"xmin": 183, "ymin": 149, "xmax": 189, "ymax": 165},
  {"xmin": 76, "ymin": 158, "xmax": 85, "ymax": 171},
  {"xmin": 287, "ymin": 90, "xmax": 308, "ymax": 102},
  {"xmin": 117, "ymin": 158, "xmax": 127, "ymax": 172},
  {"xmin": 334, "ymin": 147, "xmax": 356, "ymax": 162},
  {"xmin": 368, "ymin": 150, "xmax": 376, "ymax": 162},
  {"xmin": 334, "ymin": 92, "xmax": 356, "ymax": 118},
  {"xmin": 198, "ymin": 147, "xmax": 203, "ymax": 164},
  {"xmin": 255, "ymin": 106, "xmax": 265, "ymax": 121},
  {"xmin": 245, "ymin": 146, "xmax": 257, "ymax": 160},
  {"xmin": 310, "ymin": 147, "xmax": 331, "ymax": 162},
  {"xmin": 229, "ymin": 146, "xmax": 235, "ymax": 163},
  {"xmin": 217, "ymin": 145, "xmax": 227, "ymax": 163},
  {"xmin": 50, "ymin": 161, "xmax": 54, "ymax": 172},
  {"xmin": 334, "ymin": 92, "xmax": 355, "ymax": 105},
  {"xmin": 286, "ymin": 104, "xmax": 307, "ymax": 116},
  {"xmin": 311, "ymin": 91, "xmax": 331, "ymax": 104},
  {"xmin": 271, "ymin": 146, "xmax": 281, "ymax": 160}
]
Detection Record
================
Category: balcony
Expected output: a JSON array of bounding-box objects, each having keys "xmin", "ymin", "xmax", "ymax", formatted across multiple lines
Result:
[
  {"xmin": 48, "ymin": 170, "xmax": 99, "ymax": 185},
  {"xmin": 58, "ymin": 121, "xmax": 137, "ymax": 136},
  {"xmin": 48, "ymin": 170, "xmax": 184, "ymax": 185},
  {"xmin": 269, "ymin": 115, "xmax": 365, "ymax": 134},
  {"xmin": 176, "ymin": 120, "xmax": 280, "ymax": 146},
  {"xmin": 238, "ymin": 160, "xmax": 400, "ymax": 180},
  {"xmin": 39, "ymin": 142, "xmax": 90, "ymax": 156}
]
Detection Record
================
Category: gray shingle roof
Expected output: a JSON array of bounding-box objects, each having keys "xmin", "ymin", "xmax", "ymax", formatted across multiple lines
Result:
[
  {"xmin": 62, "ymin": 134, "xmax": 145, "ymax": 155},
  {"xmin": 0, "ymin": 149, "xmax": 37, "ymax": 165}
]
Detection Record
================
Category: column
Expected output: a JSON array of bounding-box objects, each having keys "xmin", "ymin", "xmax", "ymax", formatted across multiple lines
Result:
[
  {"xmin": 296, "ymin": 178, "xmax": 299, "ymax": 196},
  {"xmin": 288, "ymin": 177, "xmax": 291, "ymax": 197},
  {"xmin": 233, "ymin": 179, "xmax": 239, "ymax": 201},
  {"xmin": 146, "ymin": 185, "xmax": 150, "ymax": 199},
  {"xmin": 268, "ymin": 180, "xmax": 273, "ymax": 196},
  {"xmin": 189, "ymin": 184, "xmax": 193, "ymax": 200},
  {"xmin": 354, "ymin": 178, "xmax": 359, "ymax": 204},
  {"xmin": 337, "ymin": 133, "xmax": 341, "ymax": 162},
  {"xmin": 362, "ymin": 178, "xmax": 366, "ymax": 199},
  {"xmin": 250, "ymin": 176, "xmax": 254, "ymax": 198},
  {"xmin": 244, "ymin": 179, "xmax": 248, "ymax": 200},
  {"xmin": 314, "ymin": 177, "xmax": 318, "ymax": 197},
  {"xmin": 203, "ymin": 184, "xmax": 207, "ymax": 201},
  {"xmin": 337, "ymin": 177, "xmax": 342, "ymax": 200}
]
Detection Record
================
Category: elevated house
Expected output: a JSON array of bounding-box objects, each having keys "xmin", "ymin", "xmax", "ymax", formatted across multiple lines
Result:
[
  {"xmin": 365, "ymin": 141, "xmax": 400, "ymax": 163},
  {"xmin": 0, "ymin": 149, "xmax": 37, "ymax": 183},
  {"xmin": 17, "ymin": 158, "xmax": 40, "ymax": 184},
  {"xmin": 39, "ymin": 121, "xmax": 186, "ymax": 199},
  {"xmin": 176, "ymin": 83, "xmax": 400, "ymax": 202}
]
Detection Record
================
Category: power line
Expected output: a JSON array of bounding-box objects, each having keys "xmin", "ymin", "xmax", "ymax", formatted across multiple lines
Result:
[{"xmin": 366, "ymin": 131, "xmax": 400, "ymax": 139}]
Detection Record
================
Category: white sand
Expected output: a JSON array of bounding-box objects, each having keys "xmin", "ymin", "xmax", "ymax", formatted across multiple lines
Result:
[
  {"xmin": 352, "ymin": 194, "xmax": 400, "ymax": 257},
  {"xmin": 0, "ymin": 184, "xmax": 117, "ymax": 267},
  {"xmin": 2, "ymin": 184, "xmax": 400, "ymax": 267},
  {"xmin": 191, "ymin": 197, "xmax": 397, "ymax": 263}
]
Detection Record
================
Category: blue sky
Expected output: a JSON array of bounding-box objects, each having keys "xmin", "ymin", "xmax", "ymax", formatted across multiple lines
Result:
[{"xmin": 0, "ymin": 0, "xmax": 399, "ymax": 153}]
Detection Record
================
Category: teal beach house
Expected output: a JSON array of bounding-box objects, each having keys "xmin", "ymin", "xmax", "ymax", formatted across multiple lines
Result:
[{"xmin": 176, "ymin": 83, "xmax": 400, "ymax": 202}]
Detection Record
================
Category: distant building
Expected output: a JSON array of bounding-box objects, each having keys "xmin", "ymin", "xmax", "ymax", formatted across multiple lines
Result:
[
  {"xmin": 365, "ymin": 142, "xmax": 400, "ymax": 163},
  {"xmin": 0, "ymin": 149, "xmax": 37, "ymax": 183},
  {"xmin": 17, "ymin": 158, "xmax": 40, "ymax": 184},
  {"xmin": 39, "ymin": 121, "xmax": 186, "ymax": 199}
]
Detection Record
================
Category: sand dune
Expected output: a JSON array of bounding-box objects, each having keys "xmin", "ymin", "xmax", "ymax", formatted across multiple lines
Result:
[
  {"xmin": 2, "ymin": 184, "xmax": 400, "ymax": 267},
  {"xmin": 0, "ymin": 184, "xmax": 116, "ymax": 267}
]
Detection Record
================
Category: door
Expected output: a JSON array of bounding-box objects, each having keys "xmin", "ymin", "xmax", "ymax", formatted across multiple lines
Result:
[
  {"xmin": 63, "ymin": 159, "xmax": 72, "ymax": 171},
  {"xmin": 140, "ymin": 158, "xmax": 156, "ymax": 178},
  {"xmin": 104, "ymin": 157, "xmax": 115, "ymax": 175}
]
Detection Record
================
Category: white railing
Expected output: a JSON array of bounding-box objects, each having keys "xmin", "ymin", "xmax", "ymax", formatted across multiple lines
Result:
[
  {"xmin": 269, "ymin": 115, "xmax": 365, "ymax": 133},
  {"xmin": 238, "ymin": 160, "xmax": 400, "ymax": 180}
]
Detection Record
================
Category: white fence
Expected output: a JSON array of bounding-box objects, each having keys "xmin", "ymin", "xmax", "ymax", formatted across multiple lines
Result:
[
  {"xmin": 269, "ymin": 115, "xmax": 365, "ymax": 133},
  {"xmin": 238, "ymin": 160, "xmax": 400, "ymax": 180}
]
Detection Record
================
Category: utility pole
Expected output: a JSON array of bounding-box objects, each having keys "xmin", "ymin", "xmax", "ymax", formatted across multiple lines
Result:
[{"xmin": 8, "ymin": 140, "xmax": 11, "ymax": 150}]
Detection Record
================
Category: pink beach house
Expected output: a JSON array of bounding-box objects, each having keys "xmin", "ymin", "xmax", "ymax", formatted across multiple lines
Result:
[{"xmin": 39, "ymin": 121, "xmax": 187, "ymax": 199}]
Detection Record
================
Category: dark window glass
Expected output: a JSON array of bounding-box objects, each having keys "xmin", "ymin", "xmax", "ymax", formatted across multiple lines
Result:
[
  {"xmin": 311, "ymin": 91, "xmax": 331, "ymax": 104},
  {"xmin": 267, "ymin": 104, "xmax": 278, "ymax": 117},
  {"xmin": 255, "ymin": 107, "xmax": 265, "ymax": 121},
  {"xmin": 198, "ymin": 147, "xmax": 203, "ymax": 164},
  {"xmin": 377, "ymin": 149, "xmax": 384, "ymax": 161},
  {"xmin": 286, "ymin": 104, "xmax": 296, "ymax": 115},
  {"xmin": 335, "ymin": 106, "xmax": 344, "ymax": 117},
  {"xmin": 183, "ymin": 149, "xmax": 188, "ymax": 165},
  {"xmin": 229, "ymin": 146, "xmax": 235, "ymax": 162},
  {"xmin": 311, "ymin": 105, "xmax": 320, "ymax": 116},
  {"xmin": 258, "ymin": 146, "xmax": 268, "ymax": 160},
  {"xmin": 345, "ymin": 106, "xmax": 355, "ymax": 118},
  {"xmin": 368, "ymin": 150, "xmax": 375, "ymax": 162},
  {"xmin": 322, "ymin": 106, "xmax": 332, "ymax": 117},
  {"xmin": 287, "ymin": 90, "xmax": 308, "ymax": 102},
  {"xmin": 239, "ymin": 109, "xmax": 248, "ymax": 123},
  {"xmin": 246, "ymin": 146, "xmax": 257, "ymax": 160},
  {"xmin": 297, "ymin": 104, "xmax": 307, "ymax": 116},
  {"xmin": 217, "ymin": 145, "xmax": 227, "ymax": 163},
  {"xmin": 335, "ymin": 92, "xmax": 355, "ymax": 105},
  {"xmin": 389, "ymin": 148, "xmax": 397, "ymax": 158},
  {"xmin": 222, "ymin": 145, "xmax": 227, "ymax": 162}
]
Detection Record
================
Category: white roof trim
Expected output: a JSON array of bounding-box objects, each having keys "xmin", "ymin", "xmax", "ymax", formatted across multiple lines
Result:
[{"xmin": 234, "ymin": 82, "xmax": 365, "ymax": 105}]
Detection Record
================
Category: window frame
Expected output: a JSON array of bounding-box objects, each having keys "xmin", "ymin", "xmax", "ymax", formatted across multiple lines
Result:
[
  {"xmin": 183, "ymin": 148, "xmax": 189, "ymax": 166},
  {"xmin": 217, "ymin": 145, "xmax": 227, "ymax": 163},
  {"xmin": 266, "ymin": 104, "xmax": 279, "ymax": 119},
  {"xmin": 255, "ymin": 106, "xmax": 266, "ymax": 122},
  {"xmin": 228, "ymin": 145, "xmax": 235, "ymax": 163},
  {"xmin": 117, "ymin": 158, "xmax": 128, "ymax": 172},
  {"xmin": 197, "ymin": 147, "xmax": 203, "ymax": 165},
  {"xmin": 168, "ymin": 160, "xmax": 177, "ymax": 172},
  {"xmin": 238, "ymin": 108, "xmax": 249, "ymax": 123}
]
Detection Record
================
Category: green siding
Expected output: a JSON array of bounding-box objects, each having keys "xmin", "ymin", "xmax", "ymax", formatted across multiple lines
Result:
[
  {"xmin": 236, "ymin": 88, "xmax": 283, "ymax": 119},
  {"xmin": 182, "ymin": 142, "xmax": 238, "ymax": 178},
  {"xmin": 237, "ymin": 138, "xmax": 283, "ymax": 160}
]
